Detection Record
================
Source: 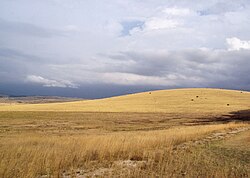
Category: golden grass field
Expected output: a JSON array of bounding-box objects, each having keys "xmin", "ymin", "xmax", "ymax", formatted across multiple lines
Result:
[
  {"xmin": 0, "ymin": 88, "xmax": 249, "ymax": 177},
  {"xmin": 0, "ymin": 88, "xmax": 250, "ymax": 113}
]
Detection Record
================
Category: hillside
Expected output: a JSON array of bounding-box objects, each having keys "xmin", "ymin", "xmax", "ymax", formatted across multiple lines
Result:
[
  {"xmin": 0, "ymin": 88, "xmax": 249, "ymax": 114},
  {"xmin": 0, "ymin": 88, "xmax": 249, "ymax": 177}
]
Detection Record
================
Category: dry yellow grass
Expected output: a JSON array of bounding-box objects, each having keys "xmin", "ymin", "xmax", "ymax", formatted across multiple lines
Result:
[
  {"xmin": 0, "ymin": 88, "xmax": 249, "ymax": 177},
  {"xmin": 218, "ymin": 129, "xmax": 250, "ymax": 151},
  {"xmin": 0, "ymin": 88, "xmax": 249, "ymax": 114},
  {"xmin": 0, "ymin": 123, "xmax": 247, "ymax": 178}
]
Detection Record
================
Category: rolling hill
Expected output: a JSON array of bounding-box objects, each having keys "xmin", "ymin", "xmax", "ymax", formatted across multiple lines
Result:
[
  {"xmin": 0, "ymin": 88, "xmax": 249, "ymax": 177},
  {"xmin": 0, "ymin": 88, "xmax": 249, "ymax": 114}
]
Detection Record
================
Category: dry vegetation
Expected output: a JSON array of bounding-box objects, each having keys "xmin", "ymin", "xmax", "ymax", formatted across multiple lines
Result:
[
  {"xmin": 0, "ymin": 89, "xmax": 249, "ymax": 177},
  {"xmin": 0, "ymin": 88, "xmax": 249, "ymax": 113}
]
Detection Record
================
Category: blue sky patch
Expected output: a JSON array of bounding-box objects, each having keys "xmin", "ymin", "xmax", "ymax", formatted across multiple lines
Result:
[{"xmin": 120, "ymin": 20, "xmax": 144, "ymax": 36}]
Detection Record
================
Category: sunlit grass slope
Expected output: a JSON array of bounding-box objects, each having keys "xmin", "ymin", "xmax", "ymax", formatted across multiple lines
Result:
[{"xmin": 0, "ymin": 88, "xmax": 249, "ymax": 113}]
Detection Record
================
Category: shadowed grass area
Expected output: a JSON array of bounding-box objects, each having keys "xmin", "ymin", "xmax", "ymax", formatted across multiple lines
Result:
[{"xmin": 0, "ymin": 111, "xmax": 236, "ymax": 135}]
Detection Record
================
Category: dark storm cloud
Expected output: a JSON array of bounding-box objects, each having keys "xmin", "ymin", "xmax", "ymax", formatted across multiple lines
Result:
[
  {"xmin": 98, "ymin": 49, "xmax": 250, "ymax": 89},
  {"xmin": 0, "ymin": 47, "xmax": 57, "ymax": 85},
  {"xmin": 0, "ymin": 47, "xmax": 79, "ymax": 88},
  {"xmin": 0, "ymin": 83, "xmax": 165, "ymax": 99}
]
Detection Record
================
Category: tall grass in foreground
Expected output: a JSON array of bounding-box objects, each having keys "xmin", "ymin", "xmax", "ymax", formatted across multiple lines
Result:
[{"xmin": 0, "ymin": 123, "xmax": 247, "ymax": 177}]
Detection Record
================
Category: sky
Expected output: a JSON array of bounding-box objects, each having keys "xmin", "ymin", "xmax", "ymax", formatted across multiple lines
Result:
[{"xmin": 0, "ymin": 0, "xmax": 250, "ymax": 98}]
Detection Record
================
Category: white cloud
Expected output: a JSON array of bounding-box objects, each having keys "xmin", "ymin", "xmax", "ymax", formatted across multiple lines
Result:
[
  {"xmin": 101, "ymin": 72, "xmax": 176, "ymax": 86},
  {"xmin": 144, "ymin": 18, "xmax": 179, "ymax": 30},
  {"xmin": 163, "ymin": 7, "xmax": 192, "ymax": 16},
  {"xmin": 129, "ymin": 7, "xmax": 193, "ymax": 33},
  {"xmin": 226, "ymin": 37, "xmax": 250, "ymax": 51},
  {"xmin": 64, "ymin": 25, "xmax": 80, "ymax": 32},
  {"xmin": 134, "ymin": 7, "xmax": 189, "ymax": 32},
  {"xmin": 26, "ymin": 75, "xmax": 78, "ymax": 88}
]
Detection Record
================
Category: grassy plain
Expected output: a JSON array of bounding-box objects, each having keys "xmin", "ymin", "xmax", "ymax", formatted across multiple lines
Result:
[
  {"xmin": 0, "ymin": 88, "xmax": 249, "ymax": 113},
  {"xmin": 0, "ymin": 88, "xmax": 249, "ymax": 177}
]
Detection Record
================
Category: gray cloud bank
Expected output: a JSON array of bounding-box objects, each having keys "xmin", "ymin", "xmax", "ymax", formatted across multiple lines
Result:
[
  {"xmin": 0, "ymin": 0, "xmax": 250, "ymax": 97},
  {"xmin": 96, "ymin": 49, "xmax": 250, "ymax": 89},
  {"xmin": 1, "ymin": 47, "xmax": 250, "ymax": 93}
]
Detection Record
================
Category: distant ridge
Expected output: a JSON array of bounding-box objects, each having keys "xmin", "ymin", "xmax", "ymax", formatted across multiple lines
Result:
[
  {"xmin": 0, "ymin": 94, "xmax": 8, "ymax": 97},
  {"xmin": 0, "ymin": 95, "xmax": 83, "ymax": 104}
]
